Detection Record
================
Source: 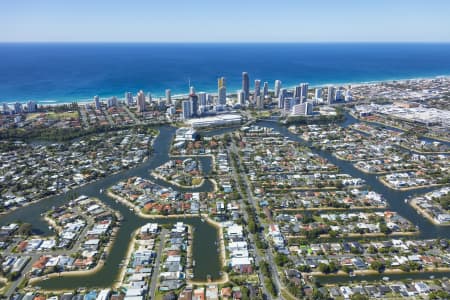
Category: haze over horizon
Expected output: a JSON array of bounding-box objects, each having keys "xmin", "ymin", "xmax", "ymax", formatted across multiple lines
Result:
[{"xmin": 1, "ymin": 0, "xmax": 450, "ymax": 43}]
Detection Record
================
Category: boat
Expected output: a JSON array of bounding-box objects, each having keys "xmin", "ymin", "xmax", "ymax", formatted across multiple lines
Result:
[
  {"xmin": 201, "ymin": 218, "xmax": 205, "ymax": 223},
  {"xmin": 100, "ymin": 189, "xmax": 103, "ymax": 193},
  {"xmin": 382, "ymin": 276, "xmax": 390, "ymax": 282},
  {"xmin": 192, "ymin": 260, "xmax": 196, "ymax": 267}
]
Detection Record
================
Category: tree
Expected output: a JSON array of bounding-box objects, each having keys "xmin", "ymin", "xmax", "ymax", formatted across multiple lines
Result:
[
  {"xmin": 351, "ymin": 294, "xmax": 369, "ymax": 300},
  {"xmin": 275, "ymin": 254, "xmax": 289, "ymax": 267}
]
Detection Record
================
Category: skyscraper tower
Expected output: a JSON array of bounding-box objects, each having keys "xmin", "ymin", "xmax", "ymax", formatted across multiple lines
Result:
[
  {"xmin": 137, "ymin": 90, "xmax": 146, "ymax": 113},
  {"xmin": 263, "ymin": 82, "xmax": 269, "ymax": 97},
  {"xmin": 165, "ymin": 89, "xmax": 172, "ymax": 104},
  {"xmin": 182, "ymin": 100, "xmax": 191, "ymax": 120},
  {"xmin": 125, "ymin": 92, "xmax": 133, "ymax": 106},
  {"xmin": 218, "ymin": 77, "xmax": 226, "ymax": 105},
  {"xmin": 327, "ymin": 86, "xmax": 335, "ymax": 105},
  {"xmin": 242, "ymin": 72, "xmax": 250, "ymax": 100},
  {"xmin": 278, "ymin": 88, "xmax": 287, "ymax": 109},
  {"xmin": 94, "ymin": 95, "xmax": 101, "ymax": 110},
  {"xmin": 238, "ymin": 90, "xmax": 245, "ymax": 106},
  {"xmin": 300, "ymin": 83, "xmax": 309, "ymax": 103},
  {"xmin": 314, "ymin": 88, "xmax": 322, "ymax": 100},
  {"xmin": 274, "ymin": 80, "xmax": 282, "ymax": 98},
  {"xmin": 198, "ymin": 92, "xmax": 207, "ymax": 106},
  {"xmin": 190, "ymin": 94, "xmax": 199, "ymax": 117},
  {"xmin": 254, "ymin": 80, "xmax": 261, "ymax": 100}
]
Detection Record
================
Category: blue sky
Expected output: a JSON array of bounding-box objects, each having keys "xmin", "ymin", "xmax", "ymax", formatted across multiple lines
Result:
[{"xmin": 1, "ymin": 0, "xmax": 450, "ymax": 42}]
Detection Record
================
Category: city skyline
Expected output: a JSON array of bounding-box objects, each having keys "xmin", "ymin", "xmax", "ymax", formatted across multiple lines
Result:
[{"xmin": 1, "ymin": 0, "xmax": 450, "ymax": 43}]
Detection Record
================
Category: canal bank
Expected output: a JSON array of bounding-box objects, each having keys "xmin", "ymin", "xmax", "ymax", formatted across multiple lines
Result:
[{"xmin": 0, "ymin": 125, "xmax": 224, "ymax": 291}]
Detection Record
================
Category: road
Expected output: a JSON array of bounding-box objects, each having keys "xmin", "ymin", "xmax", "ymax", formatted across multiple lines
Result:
[
  {"xmin": 149, "ymin": 228, "xmax": 167, "ymax": 299},
  {"xmin": 229, "ymin": 139, "xmax": 284, "ymax": 300},
  {"xmin": 121, "ymin": 104, "xmax": 142, "ymax": 125}
]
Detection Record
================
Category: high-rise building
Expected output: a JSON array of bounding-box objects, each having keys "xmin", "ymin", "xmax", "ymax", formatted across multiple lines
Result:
[
  {"xmin": 198, "ymin": 92, "xmax": 207, "ymax": 106},
  {"xmin": 94, "ymin": 95, "xmax": 101, "ymax": 110},
  {"xmin": 165, "ymin": 89, "xmax": 172, "ymax": 104},
  {"xmin": 254, "ymin": 80, "xmax": 261, "ymax": 99},
  {"xmin": 237, "ymin": 90, "xmax": 245, "ymax": 106},
  {"xmin": 242, "ymin": 72, "xmax": 250, "ymax": 100},
  {"xmin": 218, "ymin": 77, "xmax": 225, "ymax": 89},
  {"xmin": 291, "ymin": 102, "xmax": 313, "ymax": 116},
  {"xmin": 189, "ymin": 86, "xmax": 196, "ymax": 95},
  {"xmin": 314, "ymin": 88, "xmax": 322, "ymax": 100},
  {"xmin": 217, "ymin": 77, "xmax": 226, "ymax": 105},
  {"xmin": 256, "ymin": 95, "xmax": 264, "ymax": 110},
  {"xmin": 2, "ymin": 103, "xmax": 10, "ymax": 115},
  {"xmin": 182, "ymin": 100, "xmax": 191, "ymax": 120},
  {"xmin": 345, "ymin": 89, "xmax": 353, "ymax": 101},
  {"xmin": 14, "ymin": 102, "xmax": 22, "ymax": 114},
  {"xmin": 107, "ymin": 96, "xmax": 118, "ymax": 108},
  {"xmin": 327, "ymin": 86, "xmax": 335, "ymax": 105},
  {"xmin": 125, "ymin": 92, "xmax": 133, "ymax": 106},
  {"xmin": 274, "ymin": 80, "xmax": 282, "ymax": 98},
  {"xmin": 190, "ymin": 94, "xmax": 199, "ymax": 117},
  {"xmin": 263, "ymin": 82, "xmax": 269, "ymax": 97},
  {"xmin": 207, "ymin": 94, "xmax": 213, "ymax": 105},
  {"xmin": 300, "ymin": 83, "xmax": 309, "ymax": 103},
  {"xmin": 278, "ymin": 88, "xmax": 287, "ymax": 109},
  {"xmin": 335, "ymin": 89, "xmax": 343, "ymax": 101},
  {"xmin": 283, "ymin": 98, "xmax": 291, "ymax": 112},
  {"xmin": 27, "ymin": 100, "xmax": 37, "ymax": 113},
  {"xmin": 137, "ymin": 90, "xmax": 146, "ymax": 112}
]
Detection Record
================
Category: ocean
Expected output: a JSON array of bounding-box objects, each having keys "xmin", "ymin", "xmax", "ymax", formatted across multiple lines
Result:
[{"xmin": 1, "ymin": 43, "xmax": 450, "ymax": 104}]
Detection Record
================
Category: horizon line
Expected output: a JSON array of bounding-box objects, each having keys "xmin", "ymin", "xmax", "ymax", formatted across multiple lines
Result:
[{"xmin": 1, "ymin": 41, "xmax": 450, "ymax": 44}]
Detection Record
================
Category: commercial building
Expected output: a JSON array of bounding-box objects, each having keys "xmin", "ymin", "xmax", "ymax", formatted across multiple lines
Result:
[
  {"xmin": 263, "ymin": 81, "xmax": 269, "ymax": 97},
  {"xmin": 186, "ymin": 114, "xmax": 242, "ymax": 128},
  {"xmin": 291, "ymin": 102, "xmax": 313, "ymax": 116},
  {"xmin": 256, "ymin": 95, "xmax": 264, "ymax": 110},
  {"xmin": 165, "ymin": 89, "xmax": 171, "ymax": 104},
  {"xmin": 190, "ymin": 94, "xmax": 199, "ymax": 117},
  {"xmin": 242, "ymin": 72, "xmax": 250, "ymax": 100},
  {"xmin": 218, "ymin": 77, "xmax": 226, "ymax": 105},
  {"xmin": 237, "ymin": 90, "xmax": 245, "ymax": 106},
  {"xmin": 27, "ymin": 100, "xmax": 37, "ymax": 113},
  {"xmin": 107, "ymin": 96, "xmax": 118, "ymax": 108},
  {"xmin": 274, "ymin": 80, "xmax": 282, "ymax": 98},
  {"xmin": 137, "ymin": 90, "xmax": 146, "ymax": 113},
  {"xmin": 327, "ymin": 86, "xmax": 335, "ymax": 105},
  {"xmin": 278, "ymin": 88, "xmax": 287, "ymax": 109},
  {"xmin": 198, "ymin": 92, "xmax": 207, "ymax": 107},
  {"xmin": 125, "ymin": 92, "xmax": 133, "ymax": 106},
  {"xmin": 254, "ymin": 79, "xmax": 261, "ymax": 99},
  {"xmin": 315, "ymin": 88, "xmax": 322, "ymax": 100},
  {"xmin": 182, "ymin": 100, "xmax": 191, "ymax": 120}
]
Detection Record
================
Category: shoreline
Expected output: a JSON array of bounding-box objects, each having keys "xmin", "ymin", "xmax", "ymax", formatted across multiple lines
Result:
[
  {"xmin": 310, "ymin": 266, "xmax": 450, "ymax": 277},
  {"xmin": 2, "ymin": 74, "xmax": 449, "ymax": 106},
  {"xmin": 409, "ymin": 199, "xmax": 450, "ymax": 226},
  {"xmin": 286, "ymin": 230, "xmax": 418, "ymax": 240},
  {"xmin": 150, "ymin": 171, "xmax": 206, "ymax": 190},
  {"xmin": 29, "ymin": 222, "xmax": 120, "ymax": 290},
  {"xmin": 106, "ymin": 189, "xmax": 203, "ymax": 219},
  {"xmin": 379, "ymin": 177, "xmax": 445, "ymax": 191}
]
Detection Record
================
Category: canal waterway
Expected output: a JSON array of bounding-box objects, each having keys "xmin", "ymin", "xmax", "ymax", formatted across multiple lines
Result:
[
  {"xmin": 1, "ymin": 114, "xmax": 449, "ymax": 289},
  {"xmin": 0, "ymin": 125, "xmax": 222, "ymax": 290}
]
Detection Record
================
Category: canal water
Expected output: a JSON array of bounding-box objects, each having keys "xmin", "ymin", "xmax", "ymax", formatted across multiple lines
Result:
[
  {"xmin": 1, "ymin": 115, "xmax": 449, "ymax": 289},
  {"xmin": 256, "ymin": 115, "xmax": 450, "ymax": 284},
  {"xmin": 0, "ymin": 126, "xmax": 222, "ymax": 290}
]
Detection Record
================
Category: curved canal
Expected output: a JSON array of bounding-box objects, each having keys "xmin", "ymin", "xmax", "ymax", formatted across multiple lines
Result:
[
  {"xmin": 0, "ymin": 114, "xmax": 448, "ymax": 289},
  {"xmin": 0, "ymin": 126, "xmax": 221, "ymax": 290}
]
